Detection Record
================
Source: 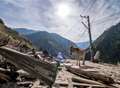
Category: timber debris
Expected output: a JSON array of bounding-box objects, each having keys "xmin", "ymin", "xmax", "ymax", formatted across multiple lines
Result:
[{"xmin": 0, "ymin": 46, "xmax": 119, "ymax": 88}]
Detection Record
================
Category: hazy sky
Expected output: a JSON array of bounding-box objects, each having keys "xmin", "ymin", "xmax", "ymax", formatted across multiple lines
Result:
[{"xmin": 0, "ymin": 0, "xmax": 120, "ymax": 42}]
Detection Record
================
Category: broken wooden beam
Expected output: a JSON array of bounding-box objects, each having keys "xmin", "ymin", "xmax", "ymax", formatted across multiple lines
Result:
[
  {"xmin": 72, "ymin": 77, "xmax": 103, "ymax": 85},
  {"xmin": 72, "ymin": 77, "xmax": 116, "ymax": 88},
  {"xmin": 54, "ymin": 81, "xmax": 109, "ymax": 88},
  {"xmin": 0, "ymin": 46, "xmax": 59, "ymax": 86},
  {"xmin": 66, "ymin": 66, "xmax": 114, "ymax": 84}
]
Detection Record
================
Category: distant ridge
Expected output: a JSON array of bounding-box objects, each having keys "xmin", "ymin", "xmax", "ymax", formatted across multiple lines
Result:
[
  {"xmin": 15, "ymin": 28, "xmax": 76, "ymax": 56},
  {"xmin": 76, "ymin": 41, "xmax": 89, "ymax": 49},
  {"xmin": 14, "ymin": 28, "xmax": 37, "ymax": 35}
]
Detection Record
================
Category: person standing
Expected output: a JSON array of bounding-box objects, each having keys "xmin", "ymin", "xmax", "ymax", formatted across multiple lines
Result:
[{"xmin": 57, "ymin": 52, "xmax": 64, "ymax": 63}]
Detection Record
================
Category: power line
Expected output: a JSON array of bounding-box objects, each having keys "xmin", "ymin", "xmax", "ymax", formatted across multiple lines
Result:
[
  {"xmin": 91, "ymin": 0, "xmax": 116, "ymax": 23},
  {"xmin": 78, "ymin": 28, "xmax": 87, "ymax": 39},
  {"xmin": 66, "ymin": 19, "xmax": 81, "ymax": 32},
  {"xmin": 93, "ymin": 11, "xmax": 120, "ymax": 24},
  {"xmin": 82, "ymin": 0, "xmax": 97, "ymax": 15},
  {"xmin": 93, "ymin": 15, "xmax": 120, "ymax": 25},
  {"xmin": 68, "ymin": 0, "xmax": 97, "ymax": 37},
  {"xmin": 91, "ymin": 5, "xmax": 106, "ymax": 23}
]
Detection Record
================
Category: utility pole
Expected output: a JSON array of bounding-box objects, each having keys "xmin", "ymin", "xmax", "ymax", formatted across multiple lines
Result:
[{"xmin": 80, "ymin": 15, "xmax": 93, "ymax": 61}]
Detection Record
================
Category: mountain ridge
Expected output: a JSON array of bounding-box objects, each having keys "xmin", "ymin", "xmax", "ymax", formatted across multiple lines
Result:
[
  {"xmin": 91, "ymin": 22, "xmax": 120, "ymax": 64},
  {"xmin": 15, "ymin": 28, "xmax": 76, "ymax": 56},
  {"xmin": 14, "ymin": 28, "xmax": 37, "ymax": 35}
]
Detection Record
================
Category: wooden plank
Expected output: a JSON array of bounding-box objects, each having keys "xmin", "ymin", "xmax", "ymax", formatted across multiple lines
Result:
[
  {"xmin": 0, "ymin": 47, "xmax": 59, "ymax": 86},
  {"xmin": 54, "ymin": 82, "xmax": 109, "ymax": 88},
  {"xmin": 66, "ymin": 66, "xmax": 114, "ymax": 84},
  {"xmin": 72, "ymin": 77, "xmax": 104, "ymax": 85}
]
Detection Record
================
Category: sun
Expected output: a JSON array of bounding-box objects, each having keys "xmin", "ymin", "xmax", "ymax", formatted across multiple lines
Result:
[{"xmin": 56, "ymin": 3, "xmax": 70, "ymax": 19}]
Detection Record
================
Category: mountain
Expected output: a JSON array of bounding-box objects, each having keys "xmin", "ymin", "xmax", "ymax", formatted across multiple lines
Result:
[
  {"xmin": 91, "ymin": 22, "xmax": 120, "ymax": 64},
  {"xmin": 0, "ymin": 18, "xmax": 32, "ymax": 49},
  {"xmin": 76, "ymin": 41, "xmax": 89, "ymax": 49},
  {"xmin": 25, "ymin": 31, "xmax": 76, "ymax": 56},
  {"xmin": 14, "ymin": 28, "xmax": 36, "ymax": 35}
]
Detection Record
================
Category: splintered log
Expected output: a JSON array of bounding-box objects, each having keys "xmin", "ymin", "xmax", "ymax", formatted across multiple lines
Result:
[
  {"xmin": 54, "ymin": 82, "xmax": 109, "ymax": 88},
  {"xmin": 66, "ymin": 66, "xmax": 114, "ymax": 84},
  {"xmin": 0, "ymin": 47, "xmax": 59, "ymax": 86},
  {"xmin": 72, "ymin": 77, "xmax": 115, "ymax": 88},
  {"xmin": 72, "ymin": 77, "xmax": 103, "ymax": 85}
]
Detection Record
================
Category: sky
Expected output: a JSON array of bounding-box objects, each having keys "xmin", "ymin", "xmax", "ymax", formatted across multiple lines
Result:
[{"xmin": 0, "ymin": 0, "xmax": 120, "ymax": 43}]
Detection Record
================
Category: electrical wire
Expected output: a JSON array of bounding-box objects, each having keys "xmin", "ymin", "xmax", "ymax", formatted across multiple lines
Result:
[{"xmin": 78, "ymin": 28, "xmax": 88, "ymax": 38}]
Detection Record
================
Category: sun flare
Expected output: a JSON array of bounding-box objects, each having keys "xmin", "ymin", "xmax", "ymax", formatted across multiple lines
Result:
[{"xmin": 56, "ymin": 3, "xmax": 70, "ymax": 19}]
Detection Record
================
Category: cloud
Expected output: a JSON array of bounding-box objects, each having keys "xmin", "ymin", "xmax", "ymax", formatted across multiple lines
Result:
[{"xmin": 0, "ymin": 0, "xmax": 120, "ymax": 42}]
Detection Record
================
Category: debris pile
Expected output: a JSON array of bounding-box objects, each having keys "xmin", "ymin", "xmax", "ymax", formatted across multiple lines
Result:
[
  {"xmin": 0, "ymin": 46, "xmax": 120, "ymax": 88},
  {"xmin": 0, "ymin": 46, "xmax": 59, "ymax": 88},
  {"xmin": 53, "ymin": 60, "xmax": 120, "ymax": 88}
]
